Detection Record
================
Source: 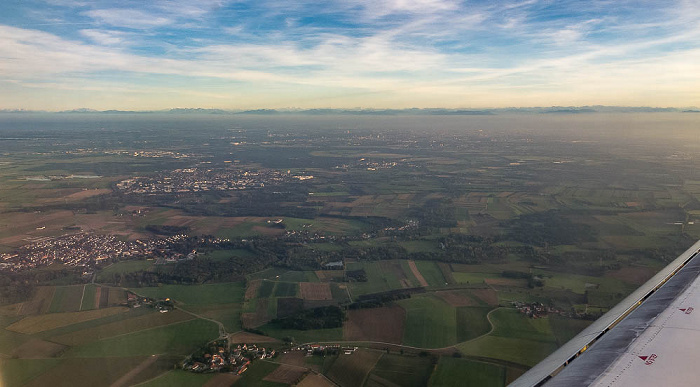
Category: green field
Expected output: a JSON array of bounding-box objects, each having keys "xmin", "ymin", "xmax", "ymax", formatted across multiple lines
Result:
[
  {"xmin": 16, "ymin": 356, "xmax": 158, "ymax": 387},
  {"xmin": 346, "ymin": 261, "xmax": 403, "ymax": 296},
  {"xmin": 138, "ymin": 369, "xmax": 215, "ymax": 387},
  {"xmin": 489, "ymin": 309, "xmax": 555, "ymax": 341},
  {"xmin": 456, "ymin": 307, "xmax": 493, "ymax": 342},
  {"xmin": 452, "ymin": 272, "xmax": 497, "ymax": 285},
  {"xmin": 429, "ymin": 357, "xmax": 505, "ymax": 387},
  {"xmin": 80, "ymin": 284, "xmax": 97, "ymax": 311},
  {"xmin": 273, "ymin": 282, "xmax": 298, "ymax": 297},
  {"xmin": 64, "ymin": 319, "xmax": 219, "ymax": 357},
  {"xmin": 180, "ymin": 303, "xmax": 243, "ymax": 332},
  {"xmin": 367, "ymin": 353, "xmax": 433, "ymax": 387},
  {"xmin": 326, "ymin": 349, "xmax": 382, "ymax": 387},
  {"xmin": 0, "ymin": 359, "xmax": 63, "ymax": 387},
  {"xmin": 258, "ymin": 281, "xmax": 276, "ymax": 298},
  {"xmin": 397, "ymin": 294, "xmax": 456, "ymax": 348},
  {"xmin": 132, "ymin": 282, "xmax": 245, "ymax": 305},
  {"xmin": 260, "ymin": 324, "xmax": 343, "ymax": 343},
  {"xmin": 96, "ymin": 260, "xmax": 155, "ymax": 282},
  {"xmin": 235, "ymin": 360, "xmax": 285, "ymax": 387},
  {"xmin": 456, "ymin": 309, "xmax": 559, "ymax": 366},
  {"xmin": 549, "ymin": 316, "xmax": 593, "ymax": 346},
  {"xmin": 50, "ymin": 309, "xmax": 194, "ymax": 346},
  {"xmin": 457, "ymin": 335, "xmax": 560, "ymax": 367},
  {"xmin": 414, "ymin": 261, "xmax": 448, "ymax": 287},
  {"xmin": 48, "ymin": 286, "xmax": 83, "ymax": 313},
  {"xmin": 35, "ymin": 307, "xmax": 153, "ymax": 340}
]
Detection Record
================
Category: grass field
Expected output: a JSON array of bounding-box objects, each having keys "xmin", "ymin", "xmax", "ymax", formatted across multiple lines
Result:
[
  {"xmin": 549, "ymin": 316, "xmax": 593, "ymax": 346},
  {"xmin": 457, "ymin": 335, "xmax": 560, "ymax": 367},
  {"xmin": 539, "ymin": 271, "xmax": 636, "ymax": 295},
  {"xmin": 397, "ymin": 294, "xmax": 456, "ymax": 348},
  {"xmin": 235, "ymin": 360, "xmax": 285, "ymax": 387},
  {"xmin": 367, "ymin": 353, "xmax": 433, "ymax": 387},
  {"xmin": 0, "ymin": 358, "xmax": 63, "ymax": 387},
  {"xmin": 21, "ymin": 357, "xmax": 156, "ymax": 387},
  {"xmin": 50, "ymin": 309, "xmax": 194, "ymax": 346},
  {"xmin": 489, "ymin": 309, "xmax": 555, "ymax": 342},
  {"xmin": 7, "ymin": 307, "xmax": 128, "ymax": 334},
  {"xmin": 346, "ymin": 261, "xmax": 404, "ymax": 296},
  {"xmin": 0, "ymin": 328, "xmax": 32, "ymax": 356},
  {"xmin": 79, "ymin": 284, "xmax": 96, "ymax": 311},
  {"xmin": 180, "ymin": 303, "xmax": 243, "ymax": 332},
  {"xmin": 260, "ymin": 324, "xmax": 343, "ymax": 344},
  {"xmin": 326, "ymin": 349, "xmax": 383, "ymax": 387},
  {"xmin": 413, "ymin": 261, "xmax": 448, "ymax": 287},
  {"xmin": 456, "ymin": 307, "xmax": 493, "ymax": 342},
  {"xmin": 138, "ymin": 369, "xmax": 215, "ymax": 387},
  {"xmin": 48, "ymin": 286, "xmax": 83, "ymax": 313},
  {"xmin": 132, "ymin": 282, "xmax": 245, "ymax": 305},
  {"xmin": 428, "ymin": 357, "xmax": 505, "ymax": 387},
  {"xmin": 258, "ymin": 281, "xmax": 276, "ymax": 298},
  {"xmin": 344, "ymin": 305, "xmax": 405, "ymax": 344},
  {"xmin": 34, "ymin": 306, "xmax": 153, "ymax": 340},
  {"xmin": 452, "ymin": 272, "xmax": 497, "ymax": 285},
  {"xmin": 64, "ymin": 319, "xmax": 219, "ymax": 357},
  {"xmin": 455, "ymin": 308, "xmax": 559, "ymax": 366},
  {"xmin": 273, "ymin": 282, "xmax": 298, "ymax": 297},
  {"xmin": 96, "ymin": 260, "xmax": 155, "ymax": 282}
]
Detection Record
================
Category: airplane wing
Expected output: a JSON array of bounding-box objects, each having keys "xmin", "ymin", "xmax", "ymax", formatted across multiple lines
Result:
[{"xmin": 510, "ymin": 240, "xmax": 700, "ymax": 387}]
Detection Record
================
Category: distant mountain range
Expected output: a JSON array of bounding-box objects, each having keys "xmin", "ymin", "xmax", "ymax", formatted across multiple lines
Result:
[{"xmin": 1, "ymin": 106, "xmax": 698, "ymax": 115}]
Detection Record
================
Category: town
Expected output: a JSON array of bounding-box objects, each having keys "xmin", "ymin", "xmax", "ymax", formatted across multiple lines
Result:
[
  {"xmin": 116, "ymin": 167, "xmax": 313, "ymax": 194},
  {"xmin": 184, "ymin": 339, "xmax": 276, "ymax": 375},
  {"xmin": 0, "ymin": 232, "xmax": 225, "ymax": 273}
]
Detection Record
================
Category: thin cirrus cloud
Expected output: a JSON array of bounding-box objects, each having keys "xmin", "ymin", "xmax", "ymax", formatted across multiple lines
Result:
[{"xmin": 0, "ymin": 0, "xmax": 698, "ymax": 110}]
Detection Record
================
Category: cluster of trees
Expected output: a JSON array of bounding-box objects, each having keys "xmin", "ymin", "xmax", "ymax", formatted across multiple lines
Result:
[
  {"xmin": 345, "ymin": 269, "xmax": 367, "ymax": 282},
  {"xmin": 103, "ymin": 238, "xmax": 286, "ymax": 286},
  {"xmin": 505, "ymin": 210, "xmax": 594, "ymax": 247},
  {"xmin": 0, "ymin": 267, "xmax": 86, "ymax": 305},
  {"xmin": 407, "ymin": 198, "xmax": 458, "ymax": 228},
  {"xmin": 271, "ymin": 306, "xmax": 344, "ymax": 330},
  {"xmin": 145, "ymin": 224, "xmax": 190, "ymax": 236}
]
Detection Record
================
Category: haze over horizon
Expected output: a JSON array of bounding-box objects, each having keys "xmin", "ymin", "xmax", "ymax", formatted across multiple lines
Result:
[{"xmin": 1, "ymin": 0, "xmax": 699, "ymax": 111}]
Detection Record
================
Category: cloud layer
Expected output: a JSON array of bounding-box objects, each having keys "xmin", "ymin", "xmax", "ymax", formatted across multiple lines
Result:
[{"xmin": 0, "ymin": 0, "xmax": 699, "ymax": 110}]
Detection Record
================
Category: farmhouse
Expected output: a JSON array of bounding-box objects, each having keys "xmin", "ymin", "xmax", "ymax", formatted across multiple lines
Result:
[{"xmin": 324, "ymin": 261, "xmax": 344, "ymax": 270}]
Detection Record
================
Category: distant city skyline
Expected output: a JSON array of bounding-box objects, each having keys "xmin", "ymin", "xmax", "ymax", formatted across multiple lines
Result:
[{"xmin": 1, "ymin": 0, "xmax": 699, "ymax": 111}]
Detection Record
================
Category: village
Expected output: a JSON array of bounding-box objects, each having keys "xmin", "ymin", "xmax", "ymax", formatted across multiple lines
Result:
[
  {"xmin": 0, "ymin": 232, "xmax": 225, "ymax": 273},
  {"xmin": 116, "ymin": 167, "xmax": 313, "ymax": 194},
  {"xmin": 183, "ymin": 339, "xmax": 277, "ymax": 375}
]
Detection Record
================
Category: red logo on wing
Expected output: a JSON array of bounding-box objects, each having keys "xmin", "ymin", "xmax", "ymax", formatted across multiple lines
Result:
[
  {"xmin": 640, "ymin": 354, "xmax": 657, "ymax": 365},
  {"xmin": 680, "ymin": 307, "xmax": 693, "ymax": 314}
]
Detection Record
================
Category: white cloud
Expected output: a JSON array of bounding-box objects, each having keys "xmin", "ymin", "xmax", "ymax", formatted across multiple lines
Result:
[
  {"xmin": 79, "ymin": 29, "xmax": 126, "ymax": 45},
  {"xmin": 83, "ymin": 9, "xmax": 172, "ymax": 28}
]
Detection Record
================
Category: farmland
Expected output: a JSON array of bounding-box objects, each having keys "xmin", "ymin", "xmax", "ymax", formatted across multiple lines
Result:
[
  {"xmin": 2, "ymin": 113, "xmax": 700, "ymax": 386},
  {"xmin": 397, "ymin": 295, "xmax": 459, "ymax": 348},
  {"xmin": 133, "ymin": 282, "xmax": 245, "ymax": 306},
  {"xmin": 326, "ymin": 349, "xmax": 383, "ymax": 387},
  {"xmin": 344, "ymin": 305, "xmax": 406, "ymax": 343},
  {"xmin": 429, "ymin": 357, "xmax": 505, "ymax": 387},
  {"xmin": 63, "ymin": 319, "xmax": 219, "ymax": 357}
]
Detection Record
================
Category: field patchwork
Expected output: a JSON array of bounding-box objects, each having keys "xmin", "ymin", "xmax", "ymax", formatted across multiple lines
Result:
[
  {"xmin": 326, "ymin": 349, "xmax": 383, "ymax": 387},
  {"xmin": 263, "ymin": 364, "xmax": 308, "ymax": 384},
  {"xmin": 50, "ymin": 309, "xmax": 194, "ymax": 346},
  {"xmin": 343, "ymin": 305, "xmax": 406, "ymax": 344},
  {"xmin": 300, "ymin": 282, "xmax": 333, "ymax": 301},
  {"xmin": 6, "ymin": 307, "xmax": 128, "ymax": 334}
]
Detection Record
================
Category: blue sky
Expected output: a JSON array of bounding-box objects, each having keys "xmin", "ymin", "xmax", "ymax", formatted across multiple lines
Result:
[{"xmin": 0, "ymin": 0, "xmax": 699, "ymax": 110}]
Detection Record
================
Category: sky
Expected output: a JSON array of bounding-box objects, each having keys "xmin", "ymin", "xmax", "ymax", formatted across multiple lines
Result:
[{"xmin": 0, "ymin": 0, "xmax": 699, "ymax": 110}]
